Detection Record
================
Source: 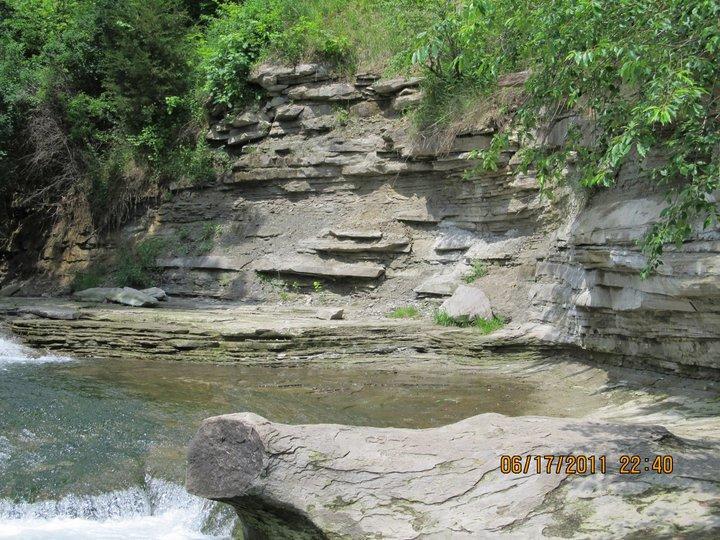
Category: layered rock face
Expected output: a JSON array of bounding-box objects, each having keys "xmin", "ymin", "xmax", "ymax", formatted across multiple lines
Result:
[
  {"xmin": 187, "ymin": 412, "xmax": 720, "ymax": 539},
  {"xmin": 7, "ymin": 62, "xmax": 718, "ymax": 375},
  {"xmin": 139, "ymin": 63, "xmax": 554, "ymax": 305},
  {"xmin": 531, "ymin": 183, "xmax": 720, "ymax": 376}
]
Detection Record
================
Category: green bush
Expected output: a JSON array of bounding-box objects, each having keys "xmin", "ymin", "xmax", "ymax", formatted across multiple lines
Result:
[
  {"xmin": 198, "ymin": 0, "xmax": 437, "ymax": 109},
  {"xmin": 277, "ymin": 16, "xmax": 352, "ymax": 64},
  {"xmin": 71, "ymin": 269, "xmax": 105, "ymax": 292},
  {"xmin": 0, "ymin": 0, "xmax": 211, "ymax": 246},
  {"xmin": 199, "ymin": 0, "xmax": 285, "ymax": 108},
  {"xmin": 112, "ymin": 237, "xmax": 167, "ymax": 289}
]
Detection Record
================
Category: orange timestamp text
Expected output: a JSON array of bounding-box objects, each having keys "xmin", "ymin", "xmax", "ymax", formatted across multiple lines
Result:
[{"xmin": 499, "ymin": 454, "xmax": 674, "ymax": 475}]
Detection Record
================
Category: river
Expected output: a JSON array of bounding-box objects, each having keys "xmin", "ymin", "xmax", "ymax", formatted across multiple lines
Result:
[{"xmin": 0, "ymin": 335, "xmax": 565, "ymax": 539}]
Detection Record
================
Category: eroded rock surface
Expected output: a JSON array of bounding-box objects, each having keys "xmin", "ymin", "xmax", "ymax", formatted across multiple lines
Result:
[
  {"xmin": 187, "ymin": 412, "xmax": 720, "ymax": 539},
  {"xmin": 9, "ymin": 62, "xmax": 719, "ymax": 375},
  {"xmin": 73, "ymin": 287, "xmax": 159, "ymax": 307}
]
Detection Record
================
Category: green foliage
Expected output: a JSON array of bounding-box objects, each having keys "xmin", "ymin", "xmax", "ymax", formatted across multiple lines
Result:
[
  {"xmin": 277, "ymin": 15, "xmax": 352, "ymax": 64},
  {"xmin": 334, "ymin": 107, "xmax": 350, "ymax": 126},
  {"xmin": 312, "ymin": 280, "xmax": 324, "ymax": 293},
  {"xmin": 113, "ymin": 237, "xmax": 166, "ymax": 288},
  {"xmin": 387, "ymin": 306, "xmax": 420, "ymax": 319},
  {"xmin": 0, "ymin": 0, "xmax": 216, "ymax": 247},
  {"xmin": 434, "ymin": 310, "xmax": 506, "ymax": 334},
  {"xmin": 197, "ymin": 222, "xmax": 222, "ymax": 254},
  {"xmin": 199, "ymin": 0, "xmax": 285, "ymax": 108},
  {"xmin": 434, "ymin": 310, "xmax": 458, "ymax": 327},
  {"xmin": 198, "ymin": 0, "xmax": 437, "ymax": 109},
  {"xmin": 464, "ymin": 260, "xmax": 488, "ymax": 283},
  {"xmin": 414, "ymin": 0, "xmax": 720, "ymax": 275},
  {"xmin": 71, "ymin": 268, "xmax": 105, "ymax": 292},
  {"xmin": 0, "ymin": 0, "xmax": 437, "ymax": 256},
  {"xmin": 168, "ymin": 222, "xmax": 220, "ymax": 256},
  {"xmin": 474, "ymin": 315, "xmax": 506, "ymax": 335}
]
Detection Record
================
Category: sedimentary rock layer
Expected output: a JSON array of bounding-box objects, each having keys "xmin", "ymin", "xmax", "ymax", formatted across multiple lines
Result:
[
  {"xmin": 6, "ymin": 62, "xmax": 718, "ymax": 375},
  {"xmin": 0, "ymin": 299, "xmax": 551, "ymax": 365}
]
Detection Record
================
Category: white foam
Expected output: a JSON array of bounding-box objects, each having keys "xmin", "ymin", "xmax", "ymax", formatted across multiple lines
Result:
[
  {"xmin": 0, "ymin": 337, "xmax": 72, "ymax": 366},
  {"xmin": 0, "ymin": 478, "xmax": 235, "ymax": 539}
]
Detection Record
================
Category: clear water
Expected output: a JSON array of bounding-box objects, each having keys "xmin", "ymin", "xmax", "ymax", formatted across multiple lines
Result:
[{"xmin": 0, "ymin": 335, "xmax": 577, "ymax": 539}]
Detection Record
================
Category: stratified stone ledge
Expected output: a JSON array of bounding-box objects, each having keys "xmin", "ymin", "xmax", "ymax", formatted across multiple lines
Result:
[{"xmin": 254, "ymin": 256, "xmax": 385, "ymax": 279}]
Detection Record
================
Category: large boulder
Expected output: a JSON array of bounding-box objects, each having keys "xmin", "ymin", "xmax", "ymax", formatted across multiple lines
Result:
[
  {"xmin": 73, "ymin": 287, "xmax": 159, "ymax": 308},
  {"xmin": 314, "ymin": 308, "xmax": 344, "ymax": 321},
  {"xmin": 187, "ymin": 412, "xmax": 720, "ymax": 539},
  {"xmin": 140, "ymin": 287, "xmax": 168, "ymax": 301},
  {"xmin": 73, "ymin": 287, "xmax": 119, "ymax": 303},
  {"xmin": 440, "ymin": 284, "xmax": 493, "ymax": 320},
  {"xmin": 106, "ymin": 287, "xmax": 160, "ymax": 307}
]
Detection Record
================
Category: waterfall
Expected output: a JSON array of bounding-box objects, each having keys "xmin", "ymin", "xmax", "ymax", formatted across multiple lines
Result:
[
  {"xmin": 0, "ymin": 336, "xmax": 72, "ymax": 366},
  {"xmin": 0, "ymin": 337, "xmax": 238, "ymax": 539},
  {"xmin": 0, "ymin": 476, "xmax": 237, "ymax": 539}
]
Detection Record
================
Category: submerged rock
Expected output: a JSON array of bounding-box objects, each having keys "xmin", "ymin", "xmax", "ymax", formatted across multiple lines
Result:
[{"xmin": 187, "ymin": 412, "xmax": 720, "ymax": 539}]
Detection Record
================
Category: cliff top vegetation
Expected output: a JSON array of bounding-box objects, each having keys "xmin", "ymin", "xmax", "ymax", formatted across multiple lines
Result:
[{"xmin": 1, "ymin": 0, "xmax": 718, "ymax": 273}]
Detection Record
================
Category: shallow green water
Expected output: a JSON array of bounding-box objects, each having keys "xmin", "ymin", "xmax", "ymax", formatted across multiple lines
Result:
[
  {"xmin": 0, "ymin": 336, "xmax": 584, "ymax": 538},
  {"xmin": 0, "ymin": 351, "xmax": 544, "ymax": 502}
]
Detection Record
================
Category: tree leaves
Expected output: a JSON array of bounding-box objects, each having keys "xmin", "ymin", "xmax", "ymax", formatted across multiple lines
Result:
[{"xmin": 414, "ymin": 0, "xmax": 720, "ymax": 275}]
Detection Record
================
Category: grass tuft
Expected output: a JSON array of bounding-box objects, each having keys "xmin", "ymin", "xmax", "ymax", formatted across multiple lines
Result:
[
  {"xmin": 463, "ymin": 260, "xmax": 488, "ymax": 283},
  {"xmin": 387, "ymin": 306, "xmax": 420, "ymax": 319},
  {"xmin": 434, "ymin": 310, "xmax": 506, "ymax": 334}
]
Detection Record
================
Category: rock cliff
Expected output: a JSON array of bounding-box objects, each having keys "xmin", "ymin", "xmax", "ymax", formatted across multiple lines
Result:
[{"xmin": 4, "ymin": 63, "xmax": 719, "ymax": 375}]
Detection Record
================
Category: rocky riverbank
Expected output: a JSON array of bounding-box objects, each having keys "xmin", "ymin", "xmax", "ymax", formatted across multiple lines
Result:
[
  {"xmin": 0, "ymin": 297, "xmax": 558, "ymax": 366},
  {"xmin": 3, "ymin": 296, "xmax": 720, "ymax": 538},
  {"xmin": 4, "ymin": 63, "xmax": 718, "ymax": 377}
]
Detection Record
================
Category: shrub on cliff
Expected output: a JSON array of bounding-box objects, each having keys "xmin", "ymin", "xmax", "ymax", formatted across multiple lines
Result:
[
  {"xmin": 0, "ymin": 0, "xmax": 214, "ymax": 257},
  {"xmin": 198, "ymin": 0, "xmax": 436, "ymax": 109},
  {"xmin": 412, "ymin": 0, "xmax": 720, "ymax": 274}
]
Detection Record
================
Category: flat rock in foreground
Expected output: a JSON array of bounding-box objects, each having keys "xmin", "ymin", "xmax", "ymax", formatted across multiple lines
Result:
[{"xmin": 187, "ymin": 413, "xmax": 720, "ymax": 539}]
